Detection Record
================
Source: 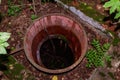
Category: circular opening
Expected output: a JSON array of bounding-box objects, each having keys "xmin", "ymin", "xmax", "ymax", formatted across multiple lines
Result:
[
  {"xmin": 38, "ymin": 35, "xmax": 75, "ymax": 70},
  {"xmin": 32, "ymin": 26, "xmax": 81, "ymax": 69},
  {"xmin": 24, "ymin": 14, "xmax": 88, "ymax": 74}
]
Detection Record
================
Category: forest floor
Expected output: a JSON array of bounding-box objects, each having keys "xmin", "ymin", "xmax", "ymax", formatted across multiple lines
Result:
[{"xmin": 0, "ymin": 0, "xmax": 120, "ymax": 80}]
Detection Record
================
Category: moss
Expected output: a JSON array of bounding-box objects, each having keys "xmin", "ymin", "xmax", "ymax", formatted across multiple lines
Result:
[
  {"xmin": 77, "ymin": 2, "xmax": 105, "ymax": 23},
  {"xmin": 61, "ymin": 1, "xmax": 105, "ymax": 23}
]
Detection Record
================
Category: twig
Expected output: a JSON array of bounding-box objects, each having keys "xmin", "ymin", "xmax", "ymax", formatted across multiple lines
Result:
[
  {"xmin": 10, "ymin": 47, "xmax": 24, "ymax": 55},
  {"xmin": 112, "ymin": 21, "xmax": 120, "ymax": 25},
  {"xmin": 32, "ymin": 0, "xmax": 37, "ymax": 15}
]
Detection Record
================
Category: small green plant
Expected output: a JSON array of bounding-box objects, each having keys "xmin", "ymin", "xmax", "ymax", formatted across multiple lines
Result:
[
  {"xmin": 8, "ymin": 0, "xmax": 12, "ymax": 5},
  {"xmin": 8, "ymin": 5, "xmax": 21, "ymax": 16},
  {"xmin": 7, "ymin": 0, "xmax": 21, "ymax": 16},
  {"xmin": 0, "ymin": 32, "xmax": 11, "ymax": 54},
  {"xmin": 86, "ymin": 39, "xmax": 111, "ymax": 68},
  {"xmin": 103, "ymin": 0, "xmax": 120, "ymax": 19},
  {"xmin": 29, "ymin": 6, "xmax": 33, "ymax": 10},
  {"xmin": 31, "ymin": 14, "xmax": 38, "ymax": 20}
]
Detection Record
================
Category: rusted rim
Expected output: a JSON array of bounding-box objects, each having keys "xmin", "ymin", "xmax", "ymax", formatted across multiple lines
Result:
[{"xmin": 24, "ymin": 13, "xmax": 88, "ymax": 74}]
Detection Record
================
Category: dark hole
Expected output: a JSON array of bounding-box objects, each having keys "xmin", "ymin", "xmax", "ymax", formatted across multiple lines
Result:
[{"xmin": 39, "ymin": 35, "xmax": 75, "ymax": 70}]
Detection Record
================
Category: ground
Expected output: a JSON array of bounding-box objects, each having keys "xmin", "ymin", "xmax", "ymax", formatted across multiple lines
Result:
[{"xmin": 0, "ymin": 0, "xmax": 120, "ymax": 80}]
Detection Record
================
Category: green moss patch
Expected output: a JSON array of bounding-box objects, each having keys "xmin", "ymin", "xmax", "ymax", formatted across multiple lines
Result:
[{"xmin": 77, "ymin": 2, "xmax": 105, "ymax": 23}]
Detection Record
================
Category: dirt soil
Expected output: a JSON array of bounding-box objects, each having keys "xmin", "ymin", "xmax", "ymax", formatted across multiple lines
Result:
[{"xmin": 0, "ymin": 0, "xmax": 120, "ymax": 80}]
